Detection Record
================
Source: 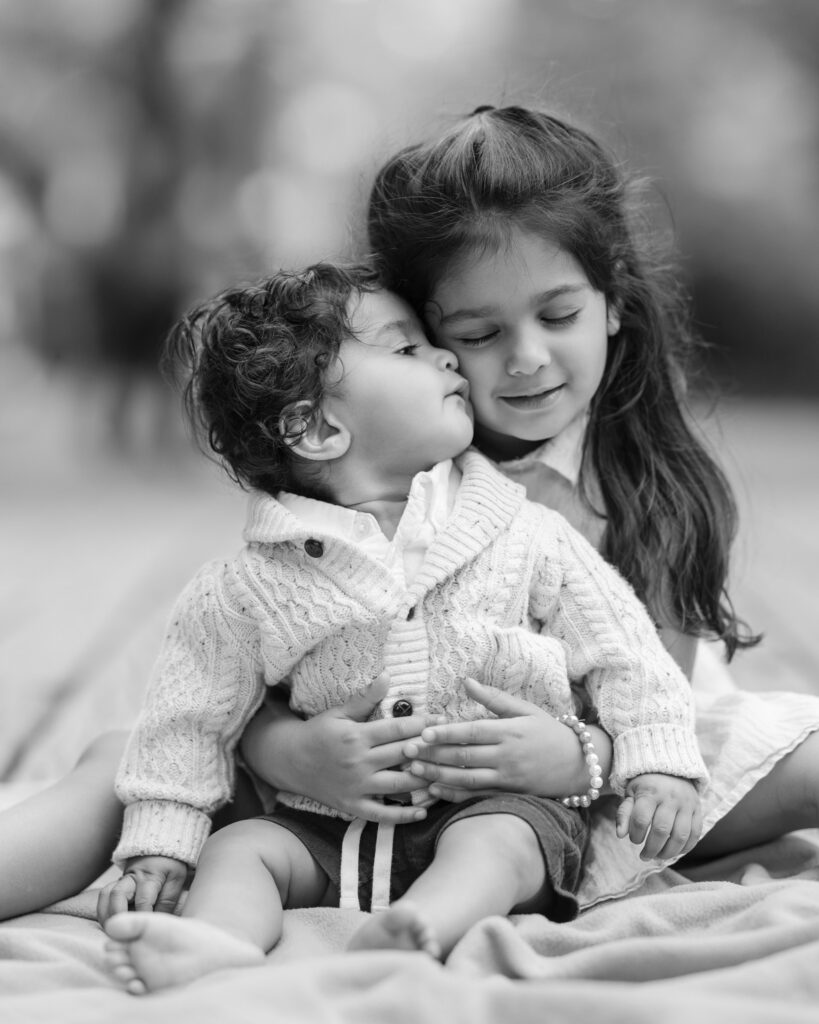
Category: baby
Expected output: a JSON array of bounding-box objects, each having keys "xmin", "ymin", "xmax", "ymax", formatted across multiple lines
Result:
[{"xmin": 103, "ymin": 263, "xmax": 706, "ymax": 993}]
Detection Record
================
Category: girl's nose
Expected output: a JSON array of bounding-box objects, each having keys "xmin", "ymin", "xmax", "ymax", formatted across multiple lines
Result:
[{"xmin": 506, "ymin": 325, "xmax": 551, "ymax": 375}]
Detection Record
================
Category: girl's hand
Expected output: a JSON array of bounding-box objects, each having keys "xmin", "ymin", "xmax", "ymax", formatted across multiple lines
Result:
[
  {"xmin": 404, "ymin": 677, "xmax": 613, "ymax": 802},
  {"xmin": 241, "ymin": 675, "xmax": 438, "ymax": 824},
  {"xmin": 97, "ymin": 856, "xmax": 188, "ymax": 923},
  {"xmin": 616, "ymin": 774, "xmax": 703, "ymax": 861}
]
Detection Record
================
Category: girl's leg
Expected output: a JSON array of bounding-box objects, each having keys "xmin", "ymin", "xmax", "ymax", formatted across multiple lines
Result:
[
  {"xmin": 349, "ymin": 813, "xmax": 548, "ymax": 959},
  {"xmin": 692, "ymin": 732, "xmax": 819, "ymax": 860},
  {"xmin": 104, "ymin": 819, "xmax": 330, "ymax": 994},
  {"xmin": 0, "ymin": 730, "xmax": 126, "ymax": 921}
]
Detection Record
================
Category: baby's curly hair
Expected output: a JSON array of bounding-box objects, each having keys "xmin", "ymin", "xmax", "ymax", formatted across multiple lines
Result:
[{"xmin": 164, "ymin": 262, "xmax": 382, "ymax": 497}]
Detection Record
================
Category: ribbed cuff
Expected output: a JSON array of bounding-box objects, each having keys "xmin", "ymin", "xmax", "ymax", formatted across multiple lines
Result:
[
  {"xmin": 113, "ymin": 800, "xmax": 213, "ymax": 868},
  {"xmin": 611, "ymin": 725, "xmax": 709, "ymax": 795}
]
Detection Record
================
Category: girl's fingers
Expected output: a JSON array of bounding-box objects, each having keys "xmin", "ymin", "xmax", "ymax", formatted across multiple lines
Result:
[
  {"xmin": 428, "ymin": 785, "xmax": 496, "ymax": 803},
  {"xmin": 365, "ymin": 737, "xmax": 431, "ymax": 770},
  {"xmin": 462, "ymin": 676, "xmax": 541, "ymax": 718},
  {"xmin": 362, "ymin": 715, "xmax": 439, "ymax": 747},
  {"xmin": 409, "ymin": 763, "xmax": 499, "ymax": 789},
  {"xmin": 353, "ymin": 799, "xmax": 428, "ymax": 825},
  {"xmin": 336, "ymin": 673, "xmax": 391, "ymax": 722},
  {"xmin": 367, "ymin": 769, "xmax": 429, "ymax": 795},
  {"xmin": 408, "ymin": 743, "xmax": 500, "ymax": 770},
  {"xmin": 420, "ymin": 719, "xmax": 504, "ymax": 746}
]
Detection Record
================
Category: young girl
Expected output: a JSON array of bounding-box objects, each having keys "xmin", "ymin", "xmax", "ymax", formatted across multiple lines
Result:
[
  {"xmin": 239, "ymin": 104, "xmax": 819, "ymax": 908},
  {"xmin": 101, "ymin": 263, "xmax": 704, "ymax": 991},
  {"xmin": 0, "ymin": 102, "xmax": 816, "ymax": 921}
]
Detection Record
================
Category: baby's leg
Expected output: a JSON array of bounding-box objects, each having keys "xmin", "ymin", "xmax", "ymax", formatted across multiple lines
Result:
[
  {"xmin": 693, "ymin": 731, "xmax": 819, "ymax": 859},
  {"xmin": 104, "ymin": 819, "xmax": 330, "ymax": 994},
  {"xmin": 349, "ymin": 813, "xmax": 548, "ymax": 960},
  {"xmin": 0, "ymin": 730, "xmax": 126, "ymax": 920}
]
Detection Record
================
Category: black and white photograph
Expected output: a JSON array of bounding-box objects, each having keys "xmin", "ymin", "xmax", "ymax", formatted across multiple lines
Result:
[{"xmin": 1, "ymin": 1, "xmax": 818, "ymax": 1021}]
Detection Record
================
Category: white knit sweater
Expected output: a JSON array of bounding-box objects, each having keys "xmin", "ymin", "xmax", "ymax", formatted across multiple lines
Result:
[{"xmin": 113, "ymin": 450, "xmax": 707, "ymax": 867}]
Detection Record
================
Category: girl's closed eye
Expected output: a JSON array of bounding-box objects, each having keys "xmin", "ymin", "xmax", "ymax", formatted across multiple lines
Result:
[
  {"xmin": 455, "ymin": 330, "xmax": 498, "ymax": 348},
  {"xmin": 543, "ymin": 309, "xmax": 580, "ymax": 327}
]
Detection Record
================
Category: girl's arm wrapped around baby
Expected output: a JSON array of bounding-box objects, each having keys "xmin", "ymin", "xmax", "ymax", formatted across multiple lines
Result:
[{"xmin": 541, "ymin": 513, "xmax": 708, "ymax": 794}]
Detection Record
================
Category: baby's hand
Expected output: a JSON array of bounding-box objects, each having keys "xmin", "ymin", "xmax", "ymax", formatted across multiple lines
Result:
[
  {"xmin": 97, "ymin": 855, "xmax": 189, "ymax": 923},
  {"xmin": 616, "ymin": 774, "xmax": 702, "ymax": 862}
]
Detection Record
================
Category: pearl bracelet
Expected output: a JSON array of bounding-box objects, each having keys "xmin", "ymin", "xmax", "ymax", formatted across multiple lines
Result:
[{"xmin": 558, "ymin": 714, "xmax": 604, "ymax": 808}]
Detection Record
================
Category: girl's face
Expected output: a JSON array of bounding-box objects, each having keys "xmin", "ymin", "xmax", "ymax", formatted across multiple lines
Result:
[{"xmin": 425, "ymin": 228, "xmax": 619, "ymax": 461}]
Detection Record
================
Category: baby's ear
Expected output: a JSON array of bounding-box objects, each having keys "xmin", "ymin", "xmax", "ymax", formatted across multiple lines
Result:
[{"xmin": 279, "ymin": 400, "xmax": 350, "ymax": 462}]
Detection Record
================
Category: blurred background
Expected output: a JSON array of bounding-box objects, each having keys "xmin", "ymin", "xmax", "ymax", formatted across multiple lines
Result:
[{"xmin": 1, "ymin": 0, "xmax": 818, "ymax": 779}]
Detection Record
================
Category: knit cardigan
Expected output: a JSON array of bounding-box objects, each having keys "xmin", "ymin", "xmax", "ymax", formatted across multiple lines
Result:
[{"xmin": 113, "ymin": 450, "xmax": 707, "ymax": 868}]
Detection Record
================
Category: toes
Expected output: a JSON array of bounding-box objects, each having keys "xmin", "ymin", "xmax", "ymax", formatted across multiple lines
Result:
[
  {"xmin": 126, "ymin": 977, "xmax": 148, "ymax": 996},
  {"xmin": 104, "ymin": 942, "xmax": 131, "ymax": 967},
  {"xmin": 104, "ymin": 911, "xmax": 148, "ymax": 942},
  {"xmin": 416, "ymin": 922, "xmax": 441, "ymax": 959},
  {"xmin": 111, "ymin": 963, "xmax": 139, "ymax": 983}
]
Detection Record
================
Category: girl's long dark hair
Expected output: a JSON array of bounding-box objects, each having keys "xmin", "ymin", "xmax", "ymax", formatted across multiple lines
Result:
[{"xmin": 368, "ymin": 105, "xmax": 758, "ymax": 658}]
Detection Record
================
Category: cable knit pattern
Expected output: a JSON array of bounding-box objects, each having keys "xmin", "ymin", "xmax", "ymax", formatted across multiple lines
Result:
[{"xmin": 113, "ymin": 449, "xmax": 707, "ymax": 868}]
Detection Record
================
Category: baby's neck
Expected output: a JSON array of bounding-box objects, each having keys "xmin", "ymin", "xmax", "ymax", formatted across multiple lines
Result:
[
  {"xmin": 326, "ymin": 455, "xmax": 441, "ymax": 540},
  {"xmin": 343, "ymin": 496, "xmax": 408, "ymax": 541}
]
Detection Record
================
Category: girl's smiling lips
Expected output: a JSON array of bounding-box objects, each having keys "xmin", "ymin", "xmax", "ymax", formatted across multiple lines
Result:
[{"xmin": 498, "ymin": 383, "xmax": 565, "ymax": 409}]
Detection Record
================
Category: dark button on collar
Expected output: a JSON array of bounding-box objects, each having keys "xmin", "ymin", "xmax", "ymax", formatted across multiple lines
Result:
[
  {"xmin": 304, "ymin": 538, "xmax": 324, "ymax": 558},
  {"xmin": 392, "ymin": 699, "xmax": 413, "ymax": 717}
]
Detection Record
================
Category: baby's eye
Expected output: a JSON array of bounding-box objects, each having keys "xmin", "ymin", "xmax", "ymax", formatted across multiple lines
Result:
[{"xmin": 397, "ymin": 343, "xmax": 419, "ymax": 356}]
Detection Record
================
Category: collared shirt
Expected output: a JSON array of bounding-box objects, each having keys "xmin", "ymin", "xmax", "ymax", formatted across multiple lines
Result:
[
  {"xmin": 277, "ymin": 459, "xmax": 460, "ymax": 587},
  {"xmin": 496, "ymin": 414, "xmax": 606, "ymax": 549}
]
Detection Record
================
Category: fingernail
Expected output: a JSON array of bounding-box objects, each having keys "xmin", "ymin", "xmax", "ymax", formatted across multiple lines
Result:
[
  {"xmin": 421, "ymin": 729, "xmax": 436, "ymax": 742},
  {"xmin": 429, "ymin": 785, "xmax": 440, "ymax": 797},
  {"xmin": 404, "ymin": 742, "xmax": 419, "ymax": 757}
]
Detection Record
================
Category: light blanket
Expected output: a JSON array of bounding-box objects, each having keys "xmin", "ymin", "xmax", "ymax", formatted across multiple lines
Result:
[{"xmin": 1, "ymin": 819, "xmax": 819, "ymax": 1023}]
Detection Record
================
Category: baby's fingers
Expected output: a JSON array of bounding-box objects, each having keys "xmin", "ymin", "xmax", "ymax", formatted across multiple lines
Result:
[
  {"xmin": 618, "ymin": 793, "xmax": 659, "ymax": 847},
  {"xmin": 653, "ymin": 803, "xmax": 704, "ymax": 862},
  {"xmin": 638, "ymin": 804, "xmax": 682, "ymax": 861},
  {"xmin": 132, "ymin": 875, "xmax": 162, "ymax": 913},
  {"xmin": 154, "ymin": 873, "xmax": 186, "ymax": 915},
  {"xmin": 615, "ymin": 796, "xmax": 634, "ymax": 839},
  {"xmin": 97, "ymin": 874, "xmax": 136, "ymax": 924}
]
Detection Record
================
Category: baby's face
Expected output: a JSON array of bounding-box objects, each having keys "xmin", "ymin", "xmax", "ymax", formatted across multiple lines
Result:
[{"xmin": 328, "ymin": 289, "xmax": 473, "ymax": 478}]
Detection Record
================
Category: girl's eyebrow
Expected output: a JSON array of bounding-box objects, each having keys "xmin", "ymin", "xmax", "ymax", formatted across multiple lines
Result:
[{"xmin": 436, "ymin": 284, "xmax": 588, "ymax": 326}]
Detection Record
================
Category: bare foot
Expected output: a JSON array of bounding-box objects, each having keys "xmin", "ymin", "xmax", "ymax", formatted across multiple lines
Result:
[
  {"xmin": 348, "ymin": 901, "xmax": 441, "ymax": 959},
  {"xmin": 103, "ymin": 912, "xmax": 265, "ymax": 994}
]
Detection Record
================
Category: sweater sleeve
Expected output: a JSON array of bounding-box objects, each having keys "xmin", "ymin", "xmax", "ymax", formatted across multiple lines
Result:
[
  {"xmin": 535, "ymin": 515, "xmax": 708, "ymax": 795},
  {"xmin": 113, "ymin": 561, "xmax": 268, "ymax": 868}
]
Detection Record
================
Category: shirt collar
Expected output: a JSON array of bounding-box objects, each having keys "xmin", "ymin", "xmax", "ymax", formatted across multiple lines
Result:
[{"xmin": 276, "ymin": 459, "xmax": 457, "ymax": 542}]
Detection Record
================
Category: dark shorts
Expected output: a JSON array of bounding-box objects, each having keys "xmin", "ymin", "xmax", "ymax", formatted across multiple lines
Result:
[{"xmin": 262, "ymin": 795, "xmax": 589, "ymax": 922}]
